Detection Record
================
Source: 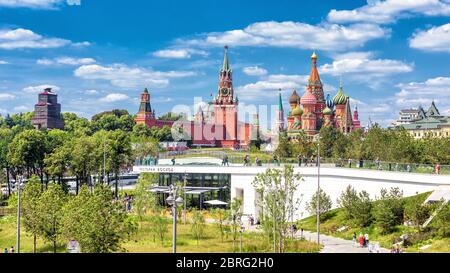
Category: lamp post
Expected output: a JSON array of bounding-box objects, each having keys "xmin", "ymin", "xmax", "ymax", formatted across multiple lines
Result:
[
  {"xmin": 317, "ymin": 140, "xmax": 321, "ymax": 245},
  {"xmin": 184, "ymin": 172, "xmax": 187, "ymax": 225},
  {"xmin": 16, "ymin": 175, "xmax": 23, "ymax": 254},
  {"xmin": 166, "ymin": 184, "xmax": 183, "ymax": 253},
  {"xmin": 240, "ymin": 224, "xmax": 244, "ymax": 253}
]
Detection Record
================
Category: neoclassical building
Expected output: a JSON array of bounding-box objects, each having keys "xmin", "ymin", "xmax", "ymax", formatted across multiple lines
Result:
[{"xmin": 286, "ymin": 52, "xmax": 361, "ymax": 138}]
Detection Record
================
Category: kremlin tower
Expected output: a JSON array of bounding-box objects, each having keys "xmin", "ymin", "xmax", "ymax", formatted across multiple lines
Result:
[{"xmin": 276, "ymin": 90, "xmax": 285, "ymax": 132}]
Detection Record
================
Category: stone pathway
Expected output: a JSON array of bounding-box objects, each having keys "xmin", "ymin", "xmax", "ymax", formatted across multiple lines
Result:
[{"xmin": 299, "ymin": 231, "xmax": 390, "ymax": 253}]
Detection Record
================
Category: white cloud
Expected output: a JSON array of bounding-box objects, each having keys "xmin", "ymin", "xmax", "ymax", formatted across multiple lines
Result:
[
  {"xmin": 0, "ymin": 93, "xmax": 15, "ymax": 100},
  {"xmin": 0, "ymin": 0, "xmax": 80, "ymax": 9},
  {"xmin": 13, "ymin": 105, "xmax": 30, "ymax": 112},
  {"xmin": 330, "ymin": 51, "xmax": 375, "ymax": 60},
  {"xmin": 242, "ymin": 66, "xmax": 268, "ymax": 76},
  {"xmin": 184, "ymin": 21, "xmax": 389, "ymax": 51},
  {"xmin": 328, "ymin": 0, "xmax": 450, "ymax": 24},
  {"xmin": 395, "ymin": 77, "xmax": 450, "ymax": 114},
  {"xmin": 0, "ymin": 28, "xmax": 83, "ymax": 50},
  {"xmin": 74, "ymin": 63, "xmax": 196, "ymax": 88},
  {"xmin": 23, "ymin": 84, "xmax": 60, "ymax": 93},
  {"xmin": 99, "ymin": 93, "xmax": 129, "ymax": 103},
  {"xmin": 37, "ymin": 56, "xmax": 96, "ymax": 66},
  {"xmin": 153, "ymin": 48, "xmax": 208, "ymax": 59},
  {"xmin": 319, "ymin": 58, "xmax": 413, "ymax": 79},
  {"xmin": 84, "ymin": 89, "xmax": 99, "ymax": 95},
  {"xmin": 0, "ymin": 60, "xmax": 8, "ymax": 64},
  {"xmin": 409, "ymin": 23, "xmax": 450, "ymax": 52}
]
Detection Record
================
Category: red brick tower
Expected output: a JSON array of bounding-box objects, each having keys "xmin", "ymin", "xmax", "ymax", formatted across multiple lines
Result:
[
  {"xmin": 353, "ymin": 106, "xmax": 361, "ymax": 130},
  {"xmin": 214, "ymin": 46, "xmax": 238, "ymax": 148},
  {"xmin": 135, "ymin": 88, "xmax": 157, "ymax": 127}
]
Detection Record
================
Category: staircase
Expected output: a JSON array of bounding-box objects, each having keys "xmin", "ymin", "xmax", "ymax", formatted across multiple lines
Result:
[{"xmin": 422, "ymin": 200, "xmax": 447, "ymax": 228}]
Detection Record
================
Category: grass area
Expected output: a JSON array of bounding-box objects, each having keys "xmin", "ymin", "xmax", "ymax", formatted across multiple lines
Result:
[
  {"xmin": 0, "ymin": 212, "xmax": 320, "ymax": 253},
  {"xmin": 297, "ymin": 193, "xmax": 450, "ymax": 253}
]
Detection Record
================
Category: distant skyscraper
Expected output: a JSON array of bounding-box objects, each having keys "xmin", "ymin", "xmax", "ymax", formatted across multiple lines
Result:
[{"xmin": 31, "ymin": 88, "xmax": 64, "ymax": 130}]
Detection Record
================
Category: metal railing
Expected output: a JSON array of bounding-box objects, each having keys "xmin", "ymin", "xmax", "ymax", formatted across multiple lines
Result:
[{"xmin": 134, "ymin": 150, "xmax": 450, "ymax": 175}]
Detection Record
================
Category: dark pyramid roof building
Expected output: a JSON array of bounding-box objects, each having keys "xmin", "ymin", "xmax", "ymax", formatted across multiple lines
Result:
[{"xmin": 31, "ymin": 88, "xmax": 64, "ymax": 130}]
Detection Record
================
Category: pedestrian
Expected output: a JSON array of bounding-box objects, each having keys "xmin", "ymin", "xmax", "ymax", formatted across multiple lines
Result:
[
  {"xmin": 395, "ymin": 163, "xmax": 399, "ymax": 171},
  {"xmin": 406, "ymin": 164, "xmax": 411, "ymax": 172},
  {"xmin": 9, "ymin": 246, "xmax": 14, "ymax": 253},
  {"xmin": 297, "ymin": 154, "xmax": 302, "ymax": 167},
  {"xmin": 301, "ymin": 228, "xmax": 304, "ymax": 239},
  {"xmin": 224, "ymin": 155, "xmax": 229, "ymax": 166},
  {"xmin": 352, "ymin": 232, "xmax": 357, "ymax": 247},
  {"xmin": 3, "ymin": 248, "xmax": 8, "ymax": 253},
  {"xmin": 303, "ymin": 155, "xmax": 308, "ymax": 167},
  {"xmin": 348, "ymin": 158, "xmax": 353, "ymax": 168},
  {"xmin": 368, "ymin": 243, "xmax": 373, "ymax": 253},
  {"xmin": 273, "ymin": 155, "xmax": 279, "ymax": 166},
  {"xmin": 171, "ymin": 157, "xmax": 176, "ymax": 166},
  {"xmin": 435, "ymin": 164, "xmax": 441, "ymax": 175},
  {"xmin": 365, "ymin": 233, "xmax": 369, "ymax": 247},
  {"xmin": 359, "ymin": 233, "xmax": 364, "ymax": 248},
  {"xmin": 375, "ymin": 241, "xmax": 380, "ymax": 253}
]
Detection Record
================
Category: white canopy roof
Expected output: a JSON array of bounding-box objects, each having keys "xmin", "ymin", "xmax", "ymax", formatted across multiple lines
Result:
[{"xmin": 204, "ymin": 200, "xmax": 228, "ymax": 206}]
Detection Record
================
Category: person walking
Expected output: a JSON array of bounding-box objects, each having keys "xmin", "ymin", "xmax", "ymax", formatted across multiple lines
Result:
[
  {"xmin": 348, "ymin": 158, "xmax": 353, "ymax": 168},
  {"xmin": 297, "ymin": 154, "xmax": 302, "ymax": 167},
  {"xmin": 352, "ymin": 232, "xmax": 357, "ymax": 247},
  {"xmin": 406, "ymin": 164, "xmax": 411, "ymax": 172},
  {"xmin": 375, "ymin": 241, "xmax": 380, "ymax": 253},
  {"xmin": 273, "ymin": 155, "xmax": 279, "ymax": 166},
  {"xmin": 9, "ymin": 246, "xmax": 14, "ymax": 253},
  {"xmin": 359, "ymin": 233, "xmax": 364, "ymax": 248},
  {"xmin": 171, "ymin": 157, "xmax": 176, "ymax": 166},
  {"xmin": 3, "ymin": 248, "xmax": 8, "ymax": 253},
  {"xmin": 365, "ymin": 234, "xmax": 369, "ymax": 247},
  {"xmin": 435, "ymin": 164, "xmax": 441, "ymax": 175}
]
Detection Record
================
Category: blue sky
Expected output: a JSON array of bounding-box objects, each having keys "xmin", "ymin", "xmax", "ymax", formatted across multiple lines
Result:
[{"xmin": 1, "ymin": 0, "xmax": 450, "ymax": 127}]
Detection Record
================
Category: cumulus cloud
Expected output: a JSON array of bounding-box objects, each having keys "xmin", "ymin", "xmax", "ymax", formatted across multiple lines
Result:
[
  {"xmin": 99, "ymin": 93, "xmax": 130, "ymax": 103},
  {"xmin": 13, "ymin": 105, "xmax": 30, "ymax": 112},
  {"xmin": 153, "ymin": 48, "xmax": 208, "ymax": 59},
  {"xmin": 328, "ymin": 0, "xmax": 450, "ymax": 24},
  {"xmin": 22, "ymin": 84, "xmax": 60, "ymax": 93},
  {"xmin": 0, "ymin": 0, "xmax": 80, "ymax": 9},
  {"xmin": 184, "ymin": 21, "xmax": 389, "ymax": 51},
  {"xmin": 37, "ymin": 56, "xmax": 96, "ymax": 66},
  {"xmin": 242, "ymin": 66, "xmax": 268, "ymax": 76},
  {"xmin": 319, "ymin": 58, "xmax": 413, "ymax": 79},
  {"xmin": 0, "ymin": 60, "xmax": 8, "ymax": 64},
  {"xmin": 0, "ymin": 93, "xmax": 15, "ymax": 100},
  {"xmin": 409, "ymin": 23, "xmax": 450, "ymax": 52},
  {"xmin": 74, "ymin": 63, "xmax": 197, "ymax": 88},
  {"xmin": 0, "ymin": 28, "xmax": 86, "ymax": 50},
  {"xmin": 395, "ymin": 77, "xmax": 450, "ymax": 114}
]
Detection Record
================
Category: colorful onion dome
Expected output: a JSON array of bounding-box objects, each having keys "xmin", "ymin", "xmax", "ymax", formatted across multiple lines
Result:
[
  {"xmin": 323, "ymin": 106, "xmax": 332, "ymax": 115},
  {"xmin": 289, "ymin": 90, "xmax": 300, "ymax": 104},
  {"xmin": 326, "ymin": 93, "xmax": 334, "ymax": 109},
  {"xmin": 300, "ymin": 90, "xmax": 317, "ymax": 105},
  {"xmin": 333, "ymin": 81, "xmax": 348, "ymax": 105},
  {"xmin": 292, "ymin": 105, "xmax": 303, "ymax": 116}
]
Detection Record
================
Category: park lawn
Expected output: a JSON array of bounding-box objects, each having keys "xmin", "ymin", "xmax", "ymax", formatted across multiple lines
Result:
[
  {"xmin": 0, "ymin": 213, "xmax": 320, "ymax": 253},
  {"xmin": 297, "ymin": 193, "xmax": 450, "ymax": 253}
]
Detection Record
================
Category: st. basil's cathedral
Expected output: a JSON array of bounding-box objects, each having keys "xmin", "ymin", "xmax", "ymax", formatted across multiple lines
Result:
[{"xmin": 283, "ymin": 52, "xmax": 361, "ymax": 139}]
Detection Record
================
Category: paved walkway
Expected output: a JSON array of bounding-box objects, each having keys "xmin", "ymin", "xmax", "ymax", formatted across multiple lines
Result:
[{"xmin": 299, "ymin": 231, "xmax": 390, "ymax": 253}]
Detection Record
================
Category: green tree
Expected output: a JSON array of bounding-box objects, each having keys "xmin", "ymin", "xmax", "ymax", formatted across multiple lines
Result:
[
  {"xmin": 353, "ymin": 191, "xmax": 373, "ymax": 227},
  {"xmin": 38, "ymin": 183, "xmax": 66, "ymax": 253},
  {"xmin": 433, "ymin": 201, "xmax": 450, "ymax": 237},
  {"xmin": 149, "ymin": 214, "xmax": 170, "ymax": 246},
  {"xmin": 373, "ymin": 188, "xmax": 405, "ymax": 234},
  {"xmin": 252, "ymin": 165, "xmax": 302, "ymax": 253},
  {"xmin": 190, "ymin": 209, "xmax": 206, "ymax": 245},
  {"xmin": 229, "ymin": 197, "xmax": 242, "ymax": 252},
  {"xmin": 404, "ymin": 194, "xmax": 430, "ymax": 228},
  {"xmin": 306, "ymin": 188, "xmax": 332, "ymax": 221},
  {"xmin": 21, "ymin": 175, "xmax": 43, "ymax": 253},
  {"xmin": 61, "ymin": 185, "xmax": 133, "ymax": 253},
  {"xmin": 0, "ymin": 128, "xmax": 13, "ymax": 195},
  {"xmin": 337, "ymin": 185, "xmax": 359, "ymax": 221},
  {"xmin": 133, "ymin": 173, "xmax": 158, "ymax": 221},
  {"xmin": 8, "ymin": 129, "xmax": 47, "ymax": 182},
  {"xmin": 211, "ymin": 208, "xmax": 229, "ymax": 243}
]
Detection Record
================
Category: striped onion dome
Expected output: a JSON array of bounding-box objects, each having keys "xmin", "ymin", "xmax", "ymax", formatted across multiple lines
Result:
[
  {"xmin": 292, "ymin": 105, "xmax": 303, "ymax": 116},
  {"xmin": 333, "ymin": 83, "xmax": 348, "ymax": 105},
  {"xmin": 300, "ymin": 90, "xmax": 317, "ymax": 105}
]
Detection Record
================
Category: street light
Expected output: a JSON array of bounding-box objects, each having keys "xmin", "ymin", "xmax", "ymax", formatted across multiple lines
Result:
[
  {"xmin": 166, "ymin": 184, "xmax": 183, "ymax": 253},
  {"xmin": 16, "ymin": 175, "xmax": 23, "ymax": 254},
  {"xmin": 317, "ymin": 140, "xmax": 321, "ymax": 245}
]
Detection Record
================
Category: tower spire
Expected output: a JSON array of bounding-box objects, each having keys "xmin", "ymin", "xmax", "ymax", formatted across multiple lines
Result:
[
  {"xmin": 278, "ymin": 89, "xmax": 284, "ymax": 111},
  {"xmin": 222, "ymin": 45, "xmax": 231, "ymax": 72}
]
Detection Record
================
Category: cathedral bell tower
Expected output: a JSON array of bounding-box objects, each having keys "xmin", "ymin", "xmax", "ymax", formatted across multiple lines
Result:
[{"xmin": 214, "ymin": 46, "xmax": 238, "ymax": 148}]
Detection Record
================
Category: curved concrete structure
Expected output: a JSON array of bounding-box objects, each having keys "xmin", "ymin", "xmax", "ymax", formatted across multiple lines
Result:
[{"xmin": 133, "ymin": 164, "xmax": 450, "ymax": 221}]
